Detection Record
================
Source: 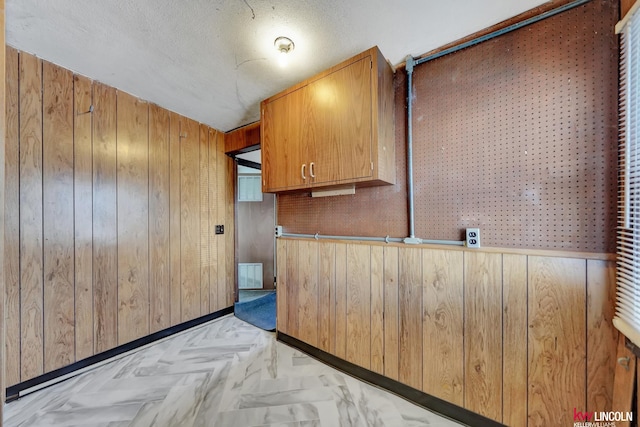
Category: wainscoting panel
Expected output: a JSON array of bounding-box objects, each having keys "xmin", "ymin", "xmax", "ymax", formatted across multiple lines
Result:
[
  {"xmin": 4, "ymin": 47, "xmax": 235, "ymax": 388},
  {"xmin": 275, "ymin": 238, "xmax": 617, "ymax": 426}
]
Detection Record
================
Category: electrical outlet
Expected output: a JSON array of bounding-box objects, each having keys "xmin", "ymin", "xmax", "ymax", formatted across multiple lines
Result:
[
  {"xmin": 466, "ymin": 228, "xmax": 481, "ymax": 248},
  {"xmin": 215, "ymin": 225, "xmax": 224, "ymax": 235},
  {"xmin": 275, "ymin": 225, "xmax": 283, "ymax": 237}
]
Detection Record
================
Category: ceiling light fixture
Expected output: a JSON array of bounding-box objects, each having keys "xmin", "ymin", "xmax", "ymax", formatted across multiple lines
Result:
[{"xmin": 274, "ymin": 36, "xmax": 295, "ymax": 66}]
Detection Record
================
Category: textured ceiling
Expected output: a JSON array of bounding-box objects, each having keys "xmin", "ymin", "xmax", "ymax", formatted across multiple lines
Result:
[{"xmin": 6, "ymin": 0, "xmax": 548, "ymax": 132}]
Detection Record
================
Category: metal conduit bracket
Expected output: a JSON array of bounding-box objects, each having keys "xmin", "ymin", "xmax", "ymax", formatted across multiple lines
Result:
[{"xmin": 314, "ymin": 233, "xmax": 319, "ymax": 240}]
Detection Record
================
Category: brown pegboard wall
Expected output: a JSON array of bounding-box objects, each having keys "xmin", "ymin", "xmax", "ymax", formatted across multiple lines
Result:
[
  {"xmin": 277, "ymin": 0, "xmax": 618, "ymax": 253},
  {"xmin": 412, "ymin": 0, "xmax": 617, "ymax": 252}
]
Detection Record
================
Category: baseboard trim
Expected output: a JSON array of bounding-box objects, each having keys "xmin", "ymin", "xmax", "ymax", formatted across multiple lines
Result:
[
  {"xmin": 6, "ymin": 306, "xmax": 234, "ymax": 402},
  {"xmin": 277, "ymin": 332, "xmax": 505, "ymax": 427}
]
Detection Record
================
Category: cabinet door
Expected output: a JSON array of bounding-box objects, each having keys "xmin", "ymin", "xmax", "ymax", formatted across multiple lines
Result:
[
  {"xmin": 307, "ymin": 56, "xmax": 372, "ymax": 186},
  {"xmin": 262, "ymin": 86, "xmax": 309, "ymax": 192}
]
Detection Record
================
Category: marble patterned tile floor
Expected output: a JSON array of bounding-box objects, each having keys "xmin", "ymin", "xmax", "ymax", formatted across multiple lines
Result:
[{"xmin": 4, "ymin": 315, "xmax": 464, "ymax": 427}]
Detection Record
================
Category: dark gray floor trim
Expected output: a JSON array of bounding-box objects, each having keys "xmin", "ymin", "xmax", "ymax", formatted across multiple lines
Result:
[
  {"xmin": 277, "ymin": 332, "xmax": 505, "ymax": 427},
  {"xmin": 6, "ymin": 306, "xmax": 234, "ymax": 402}
]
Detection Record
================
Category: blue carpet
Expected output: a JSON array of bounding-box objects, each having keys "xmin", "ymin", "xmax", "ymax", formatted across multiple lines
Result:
[{"xmin": 234, "ymin": 291, "xmax": 276, "ymax": 331}]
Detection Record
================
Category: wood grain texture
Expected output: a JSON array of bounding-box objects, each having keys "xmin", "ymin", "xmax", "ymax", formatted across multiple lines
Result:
[
  {"xmin": 398, "ymin": 247, "xmax": 422, "ymax": 390},
  {"xmin": 611, "ymin": 335, "xmax": 635, "ymax": 426},
  {"xmin": 199, "ymin": 124, "xmax": 210, "ymax": 316},
  {"xmin": 225, "ymin": 154, "xmax": 235, "ymax": 306},
  {"xmin": 149, "ymin": 104, "xmax": 170, "ymax": 332},
  {"xmin": 586, "ymin": 259, "xmax": 618, "ymax": 413},
  {"xmin": 208, "ymin": 128, "xmax": 218, "ymax": 312},
  {"xmin": 307, "ymin": 56, "xmax": 372, "ymax": 187},
  {"xmin": 92, "ymin": 82, "xmax": 118, "ymax": 353},
  {"xmin": 5, "ymin": 45, "xmax": 20, "ymax": 386},
  {"xmin": 334, "ymin": 243, "xmax": 347, "ymax": 359},
  {"xmin": 346, "ymin": 244, "xmax": 371, "ymax": 369},
  {"xmin": 43, "ymin": 60, "xmax": 76, "ymax": 372},
  {"xmin": 224, "ymin": 122, "xmax": 260, "ymax": 154},
  {"xmin": 116, "ymin": 91, "xmax": 150, "ymax": 344},
  {"xmin": 168, "ymin": 112, "xmax": 181, "ymax": 325},
  {"xmin": 370, "ymin": 245, "xmax": 384, "ymax": 375},
  {"xmin": 298, "ymin": 240, "xmax": 318, "ymax": 347},
  {"xmin": 276, "ymin": 238, "xmax": 287, "ymax": 333},
  {"xmin": 216, "ymin": 126, "xmax": 228, "ymax": 309},
  {"xmin": 261, "ymin": 87, "xmax": 307, "ymax": 192},
  {"xmin": 621, "ymin": 0, "xmax": 636, "ymax": 17},
  {"xmin": 318, "ymin": 242, "xmax": 335, "ymax": 352},
  {"xmin": 463, "ymin": 251, "xmax": 502, "ymax": 421},
  {"xmin": 180, "ymin": 118, "xmax": 201, "ymax": 321},
  {"xmin": 502, "ymin": 253, "xmax": 528, "ymax": 427},
  {"xmin": 0, "ymin": 1, "xmax": 5, "ymax": 408},
  {"xmin": 383, "ymin": 246, "xmax": 399, "ymax": 381},
  {"xmin": 421, "ymin": 249, "xmax": 463, "ymax": 406},
  {"xmin": 19, "ymin": 51, "xmax": 44, "ymax": 380},
  {"xmin": 285, "ymin": 240, "xmax": 299, "ymax": 336},
  {"xmin": 73, "ymin": 74, "xmax": 94, "ymax": 361},
  {"xmin": 5, "ymin": 54, "xmax": 234, "ymax": 390},
  {"xmin": 528, "ymin": 256, "xmax": 586, "ymax": 426}
]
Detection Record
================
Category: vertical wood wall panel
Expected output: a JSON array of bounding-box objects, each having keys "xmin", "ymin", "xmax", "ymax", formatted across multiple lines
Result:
[
  {"xmin": 502, "ymin": 253, "xmax": 528, "ymax": 427},
  {"xmin": 285, "ymin": 240, "xmax": 299, "ymax": 336},
  {"xmin": 92, "ymin": 82, "xmax": 118, "ymax": 353},
  {"xmin": 463, "ymin": 252, "xmax": 502, "ymax": 421},
  {"xmin": 225, "ymin": 155, "xmax": 234, "ymax": 306},
  {"xmin": 298, "ymin": 240, "xmax": 318, "ymax": 347},
  {"xmin": 5, "ymin": 45, "xmax": 20, "ymax": 385},
  {"xmin": 168, "ymin": 112, "xmax": 181, "ymax": 325},
  {"xmin": 370, "ymin": 245, "xmax": 384, "ymax": 375},
  {"xmin": 275, "ymin": 239, "xmax": 614, "ymax": 426},
  {"xmin": 317, "ymin": 242, "xmax": 334, "ymax": 353},
  {"xmin": 586, "ymin": 259, "xmax": 617, "ymax": 413},
  {"xmin": 1, "ymin": 2, "xmax": 5, "ymax": 409},
  {"xmin": 149, "ymin": 104, "xmax": 170, "ymax": 333},
  {"xmin": 42, "ymin": 61, "xmax": 75, "ymax": 372},
  {"xmin": 383, "ymin": 246, "xmax": 399, "ymax": 381},
  {"xmin": 208, "ymin": 128, "xmax": 218, "ymax": 312},
  {"xmin": 421, "ymin": 249, "xmax": 464, "ymax": 406},
  {"xmin": 199, "ymin": 124, "xmax": 210, "ymax": 315},
  {"xmin": 346, "ymin": 244, "xmax": 371, "ymax": 369},
  {"xmin": 180, "ymin": 118, "xmax": 200, "ymax": 321},
  {"xmin": 276, "ymin": 238, "xmax": 287, "ymax": 333},
  {"xmin": 5, "ymin": 53, "xmax": 233, "ymax": 388},
  {"xmin": 215, "ymin": 128, "xmax": 227, "ymax": 309},
  {"xmin": 528, "ymin": 256, "xmax": 586, "ymax": 426},
  {"xmin": 19, "ymin": 52, "xmax": 44, "ymax": 380},
  {"xmin": 116, "ymin": 92, "xmax": 150, "ymax": 344},
  {"xmin": 398, "ymin": 247, "xmax": 422, "ymax": 390},
  {"xmin": 334, "ymin": 243, "xmax": 347, "ymax": 359},
  {"xmin": 73, "ymin": 74, "xmax": 94, "ymax": 361}
]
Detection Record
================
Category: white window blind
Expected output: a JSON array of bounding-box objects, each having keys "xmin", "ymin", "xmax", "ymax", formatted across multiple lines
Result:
[{"xmin": 615, "ymin": 7, "xmax": 640, "ymax": 347}]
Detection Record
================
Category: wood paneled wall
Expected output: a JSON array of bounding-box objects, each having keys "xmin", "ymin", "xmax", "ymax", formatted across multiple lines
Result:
[
  {"xmin": 1, "ymin": 0, "xmax": 6, "ymax": 418},
  {"xmin": 276, "ymin": 238, "xmax": 618, "ymax": 426},
  {"xmin": 4, "ymin": 47, "xmax": 235, "ymax": 387}
]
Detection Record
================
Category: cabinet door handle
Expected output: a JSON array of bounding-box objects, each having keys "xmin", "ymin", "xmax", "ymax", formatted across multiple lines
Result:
[
  {"xmin": 310, "ymin": 162, "xmax": 316, "ymax": 178},
  {"xmin": 301, "ymin": 163, "xmax": 306, "ymax": 180}
]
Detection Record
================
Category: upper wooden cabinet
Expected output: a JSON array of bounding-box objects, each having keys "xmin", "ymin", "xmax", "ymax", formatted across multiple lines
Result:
[{"xmin": 261, "ymin": 46, "xmax": 395, "ymax": 193}]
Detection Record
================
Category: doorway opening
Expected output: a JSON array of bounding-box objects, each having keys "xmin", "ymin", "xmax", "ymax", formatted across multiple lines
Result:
[{"xmin": 233, "ymin": 149, "xmax": 277, "ymax": 330}]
